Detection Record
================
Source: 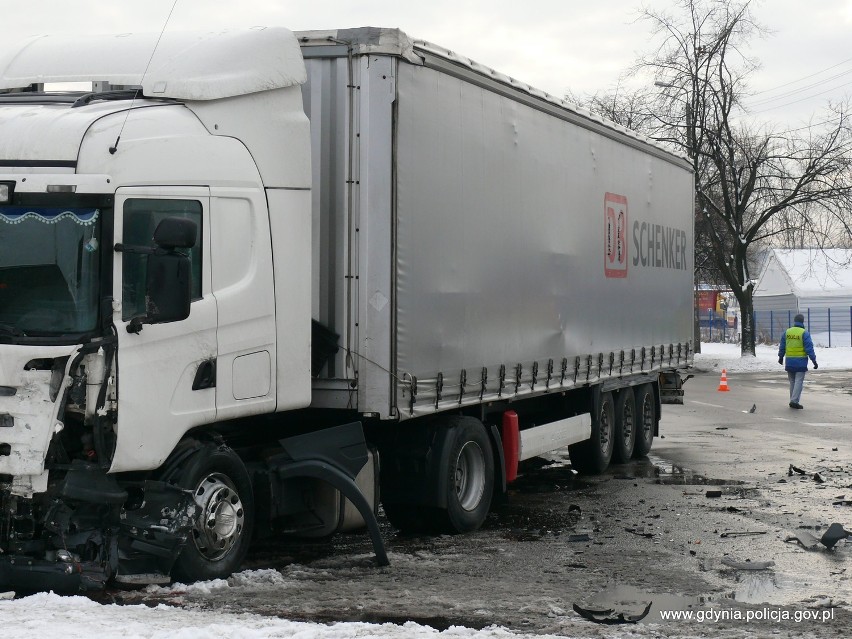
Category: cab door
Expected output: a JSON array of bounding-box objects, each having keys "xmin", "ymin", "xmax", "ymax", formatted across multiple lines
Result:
[
  {"xmin": 111, "ymin": 187, "xmax": 217, "ymax": 472},
  {"xmin": 209, "ymin": 187, "xmax": 277, "ymax": 420}
]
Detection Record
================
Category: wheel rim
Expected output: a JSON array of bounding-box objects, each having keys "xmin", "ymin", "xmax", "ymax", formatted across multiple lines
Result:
[
  {"xmin": 454, "ymin": 441, "xmax": 486, "ymax": 512},
  {"xmin": 190, "ymin": 472, "xmax": 245, "ymax": 561}
]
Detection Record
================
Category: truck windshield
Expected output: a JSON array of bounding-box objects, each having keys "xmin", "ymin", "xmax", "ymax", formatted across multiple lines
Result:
[{"xmin": 0, "ymin": 206, "xmax": 102, "ymax": 336}]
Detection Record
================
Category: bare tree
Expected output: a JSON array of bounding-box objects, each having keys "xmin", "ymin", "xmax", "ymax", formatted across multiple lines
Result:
[
  {"xmin": 638, "ymin": 0, "xmax": 852, "ymax": 355},
  {"xmin": 566, "ymin": 85, "xmax": 658, "ymax": 132}
]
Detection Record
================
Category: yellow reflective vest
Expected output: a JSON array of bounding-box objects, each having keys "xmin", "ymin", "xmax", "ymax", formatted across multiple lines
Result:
[{"xmin": 784, "ymin": 326, "xmax": 806, "ymax": 358}]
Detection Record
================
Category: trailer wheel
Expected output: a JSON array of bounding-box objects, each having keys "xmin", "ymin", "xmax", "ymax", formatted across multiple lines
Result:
[
  {"xmin": 438, "ymin": 417, "xmax": 494, "ymax": 534},
  {"xmin": 171, "ymin": 442, "xmax": 254, "ymax": 583},
  {"xmin": 633, "ymin": 384, "xmax": 656, "ymax": 458},
  {"xmin": 612, "ymin": 388, "xmax": 637, "ymax": 464},
  {"xmin": 569, "ymin": 390, "xmax": 615, "ymax": 474}
]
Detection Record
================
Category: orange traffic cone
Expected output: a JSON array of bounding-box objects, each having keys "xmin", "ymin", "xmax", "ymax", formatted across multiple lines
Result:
[{"xmin": 717, "ymin": 369, "xmax": 730, "ymax": 392}]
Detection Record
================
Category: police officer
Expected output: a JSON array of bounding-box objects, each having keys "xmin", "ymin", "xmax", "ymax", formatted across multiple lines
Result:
[{"xmin": 778, "ymin": 313, "xmax": 818, "ymax": 409}]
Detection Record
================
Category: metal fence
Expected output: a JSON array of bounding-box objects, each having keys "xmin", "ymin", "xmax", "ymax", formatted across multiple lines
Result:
[{"xmin": 699, "ymin": 307, "xmax": 852, "ymax": 347}]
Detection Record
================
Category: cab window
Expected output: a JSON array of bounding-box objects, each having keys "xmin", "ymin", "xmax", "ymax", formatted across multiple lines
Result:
[{"xmin": 122, "ymin": 199, "xmax": 202, "ymax": 321}]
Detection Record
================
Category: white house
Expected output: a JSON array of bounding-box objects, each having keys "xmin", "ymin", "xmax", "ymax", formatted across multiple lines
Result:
[{"xmin": 752, "ymin": 248, "xmax": 852, "ymax": 345}]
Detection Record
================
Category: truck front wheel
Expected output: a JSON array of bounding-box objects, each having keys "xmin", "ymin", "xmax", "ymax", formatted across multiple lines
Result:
[{"xmin": 171, "ymin": 442, "xmax": 254, "ymax": 583}]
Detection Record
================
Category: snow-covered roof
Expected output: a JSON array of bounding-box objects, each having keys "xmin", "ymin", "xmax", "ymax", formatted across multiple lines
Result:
[
  {"xmin": 755, "ymin": 248, "xmax": 852, "ymax": 298},
  {"xmin": 0, "ymin": 28, "xmax": 306, "ymax": 100}
]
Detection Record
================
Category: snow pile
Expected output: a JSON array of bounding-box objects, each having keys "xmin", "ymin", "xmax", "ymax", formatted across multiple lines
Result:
[{"xmin": 0, "ymin": 589, "xmax": 565, "ymax": 639}]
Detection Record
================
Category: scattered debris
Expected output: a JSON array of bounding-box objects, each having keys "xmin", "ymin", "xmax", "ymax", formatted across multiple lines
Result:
[
  {"xmin": 720, "ymin": 557, "xmax": 775, "ymax": 570},
  {"xmin": 719, "ymin": 531, "xmax": 767, "ymax": 538},
  {"xmin": 567, "ymin": 533, "xmax": 591, "ymax": 543},
  {"xmin": 819, "ymin": 523, "xmax": 851, "ymax": 550},
  {"xmin": 568, "ymin": 504, "xmax": 582, "ymax": 515},
  {"xmin": 789, "ymin": 465, "xmax": 807, "ymax": 476},
  {"xmin": 573, "ymin": 602, "xmax": 653, "ymax": 625},
  {"xmin": 625, "ymin": 527, "xmax": 656, "ymax": 539},
  {"xmin": 833, "ymin": 500, "xmax": 852, "ymax": 507},
  {"xmin": 749, "ymin": 404, "xmax": 756, "ymax": 413},
  {"xmin": 813, "ymin": 473, "xmax": 825, "ymax": 484},
  {"xmin": 705, "ymin": 490, "xmax": 723, "ymax": 498},
  {"xmin": 785, "ymin": 531, "xmax": 821, "ymax": 550},
  {"xmin": 715, "ymin": 427, "xmax": 728, "ymax": 430}
]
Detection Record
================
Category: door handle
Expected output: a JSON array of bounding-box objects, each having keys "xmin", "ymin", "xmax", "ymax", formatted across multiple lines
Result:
[{"xmin": 192, "ymin": 359, "xmax": 217, "ymax": 391}]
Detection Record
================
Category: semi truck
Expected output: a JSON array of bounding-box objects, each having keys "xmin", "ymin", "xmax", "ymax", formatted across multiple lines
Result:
[{"xmin": 0, "ymin": 26, "xmax": 694, "ymax": 592}]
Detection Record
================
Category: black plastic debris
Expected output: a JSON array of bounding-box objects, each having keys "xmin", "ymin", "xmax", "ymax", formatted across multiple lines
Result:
[
  {"xmin": 749, "ymin": 404, "xmax": 756, "ymax": 413},
  {"xmin": 720, "ymin": 531, "xmax": 767, "ymax": 538},
  {"xmin": 833, "ymin": 500, "xmax": 852, "ymax": 507},
  {"xmin": 625, "ymin": 527, "xmax": 655, "ymax": 539},
  {"xmin": 706, "ymin": 490, "xmax": 723, "ymax": 498},
  {"xmin": 720, "ymin": 557, "xmax": 775, "ymax": 570},
  {"xmin": 813, "ymin": 473, "xmax": 825, "ymax": 484},
  {"xmin": 789, "ymin": 465, "xmax": 807, "ymax": 476},
  {"xmin": 820, "ymin": 523, "xmax": 851, "ymax": 550},
  {"xmin": 573, "ymin": 602, "xmax": 653, "ymax": 625}
]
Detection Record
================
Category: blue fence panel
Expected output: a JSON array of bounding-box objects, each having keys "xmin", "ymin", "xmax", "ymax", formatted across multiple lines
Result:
[{"xmin": 752, "ymin": 306, "xmax": 852, "ymax": 347}]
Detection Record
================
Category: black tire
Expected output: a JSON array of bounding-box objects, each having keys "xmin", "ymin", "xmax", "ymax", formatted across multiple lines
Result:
[
  {"xmin": 569, "ymin": 390, "xmax": 615, "ymax": 474},
  {"xmin": 632, "ymin": 383, "xmax": 656, "ymax": 458},
  {"xmin": 612, "ymin": 388, "xmax": 637, "ymax": 464},
  {"xmin": 171, "ymin": 442, "xmax": 254, "ymax": 583},
  {"xmin": 437, "ymin": 417, "xmax": 494, "ymax": 534}
]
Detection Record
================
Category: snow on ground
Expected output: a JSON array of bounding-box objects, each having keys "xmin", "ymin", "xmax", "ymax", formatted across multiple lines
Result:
[
  {"xmin": 693, "ymin": 342, "xmax": 852, "ymax": 373},
  {"xmin": 0, "ymin": 587, "xmax": 565, "ymax": 639},
  {"xmin": 1, "ymin": 344, "xmax": 848, "ymax": 638}
]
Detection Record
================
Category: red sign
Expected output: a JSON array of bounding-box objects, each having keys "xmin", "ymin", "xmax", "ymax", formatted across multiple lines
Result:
[{"xmin": 604, "ymin": 193, "xmax": 628, "ymax": 278}]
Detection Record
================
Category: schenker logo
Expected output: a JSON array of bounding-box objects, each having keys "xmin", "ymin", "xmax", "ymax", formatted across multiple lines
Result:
[
  {"xmin": 605, "ymin": 192, "xmax": 689, "ymax": 278},
  {"xmin": 604, "ymin": 193, "xmax": 628, "ymax": 278}
]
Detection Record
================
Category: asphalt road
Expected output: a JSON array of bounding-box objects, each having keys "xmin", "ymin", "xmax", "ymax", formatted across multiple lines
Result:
[{"xmin": 113, "ymin": 369, "xmax": 852, "ymax": 638}]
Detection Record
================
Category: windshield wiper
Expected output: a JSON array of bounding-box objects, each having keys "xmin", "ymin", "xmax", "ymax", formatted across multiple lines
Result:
[{"xmin": 0, "ymin": 323, "xmax": 25, "ymax": 337}]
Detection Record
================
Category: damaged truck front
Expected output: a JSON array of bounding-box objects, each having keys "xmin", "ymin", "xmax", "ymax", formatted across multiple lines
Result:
[
  {"xmin": 0, "ymin": 28, "xmax": 383, "ymax": 592},
  {"xmin": 0, "ymin": 182, "xmax": 201, "ymax": 590}
]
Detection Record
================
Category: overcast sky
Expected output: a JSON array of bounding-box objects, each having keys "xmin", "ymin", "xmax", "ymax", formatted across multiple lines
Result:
[{"xmin": 3, "ymin": 1, "xmax": 851, "ymax": 127}]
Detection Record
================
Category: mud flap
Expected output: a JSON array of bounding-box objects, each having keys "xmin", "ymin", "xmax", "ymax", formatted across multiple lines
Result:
[{"xmin": 258, "ymin": 422, "xmax": 389, "ymax": 566}]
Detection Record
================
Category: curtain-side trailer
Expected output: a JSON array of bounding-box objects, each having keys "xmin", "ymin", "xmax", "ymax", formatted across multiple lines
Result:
[{"xmin": 0, "ymin": 26, "xmax": 693, "ymax": 593}]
